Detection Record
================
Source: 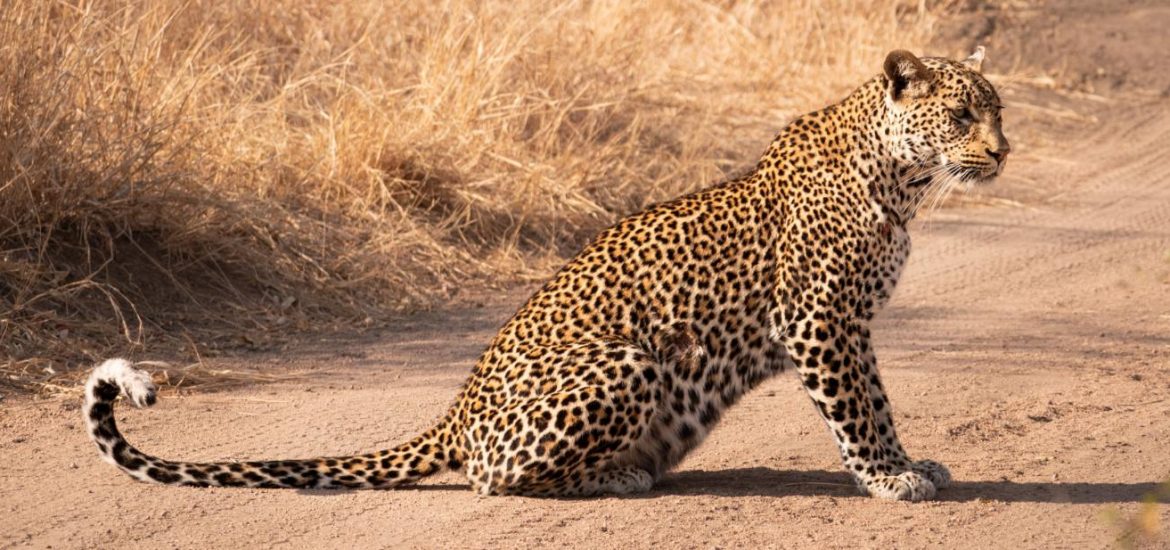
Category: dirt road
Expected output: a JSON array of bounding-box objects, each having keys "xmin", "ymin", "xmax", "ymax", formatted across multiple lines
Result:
[{"xmin": 4, "ymin": 6, "xmax": 1170, "ymax": 550}]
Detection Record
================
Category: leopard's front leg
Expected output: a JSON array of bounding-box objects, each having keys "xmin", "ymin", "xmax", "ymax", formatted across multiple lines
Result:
[
  {"xmin": 856, "ymin": 325, "xmax": 951, "ymax": 489},
  {"xmin": 786, "ymin": 312, "xmax": 938, "ymax": 501}
]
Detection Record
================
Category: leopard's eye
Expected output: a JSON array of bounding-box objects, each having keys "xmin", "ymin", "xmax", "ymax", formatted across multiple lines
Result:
[{"xmin": 950, "ymin": 107, "xmax": 974, "ymax": 124}]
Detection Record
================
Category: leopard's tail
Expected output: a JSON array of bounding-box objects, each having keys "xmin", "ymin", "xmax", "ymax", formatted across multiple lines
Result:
[{"xmin": 84, "ymin": 359, "xmax": 463, "ymax": 489}]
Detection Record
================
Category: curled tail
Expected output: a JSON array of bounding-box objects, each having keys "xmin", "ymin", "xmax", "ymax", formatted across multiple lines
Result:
[{"xmin": 84, "ymin": 359, "xmax": 462, "ymax": 489}]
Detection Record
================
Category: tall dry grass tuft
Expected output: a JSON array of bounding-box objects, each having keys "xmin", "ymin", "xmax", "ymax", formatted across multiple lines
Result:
[{"xmin": 0, "ymin": 0, "xmax": 936, "ymax": 390}]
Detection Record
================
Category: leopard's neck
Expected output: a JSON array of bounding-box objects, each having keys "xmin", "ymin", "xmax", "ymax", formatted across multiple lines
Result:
[{"xmin": 755, "ymin": 76, "xmax": 925, "ymax": 229}]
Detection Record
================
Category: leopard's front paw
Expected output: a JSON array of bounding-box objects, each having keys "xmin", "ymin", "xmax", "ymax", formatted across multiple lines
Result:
[
  {"xmin": 909, "ymin": 459, "xmax": 951, "ymax": 489},
  {"xmin": 864, "ymin": 471, "xmax": 936, "ymax": 502}
]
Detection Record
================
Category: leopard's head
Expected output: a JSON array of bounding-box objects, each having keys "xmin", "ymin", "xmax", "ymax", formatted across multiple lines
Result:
[{"xmin": 880, "ymin": 48, "xmax": 1010, "ymax": 186}]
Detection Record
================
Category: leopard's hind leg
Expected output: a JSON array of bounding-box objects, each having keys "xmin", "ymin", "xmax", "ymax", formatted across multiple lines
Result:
[{"xmin": 461, "ymin": 338, "xmax": 666, "ymax": 497}]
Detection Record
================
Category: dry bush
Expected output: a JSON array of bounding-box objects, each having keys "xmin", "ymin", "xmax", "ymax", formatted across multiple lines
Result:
[{"xmin": 0, "ymin": 0, "xmax": 936, "ymax": 390}]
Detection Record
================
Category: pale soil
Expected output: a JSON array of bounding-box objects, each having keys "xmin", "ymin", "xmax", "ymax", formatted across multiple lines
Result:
[{"xmin": 3, "ymin": 2, "xmax": 1170, "ymax": 549}]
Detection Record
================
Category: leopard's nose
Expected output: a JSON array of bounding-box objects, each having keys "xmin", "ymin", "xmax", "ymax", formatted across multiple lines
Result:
[
  {"xmin": 987, "ymin": 139, "xmax": 1011, "ymax": 163},
  {"xmin": 986, "ymin": 147, "xmax": 1008, "ymax": 163}
]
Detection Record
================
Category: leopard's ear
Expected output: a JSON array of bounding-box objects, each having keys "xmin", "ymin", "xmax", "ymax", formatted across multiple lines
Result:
[
  {"xmin": 883, "ymin": 50, "xmax": 933, "ymax": 101},
  {"xmin": 962, "ymin": 46, "xmax": 986, "ymax": 73}
]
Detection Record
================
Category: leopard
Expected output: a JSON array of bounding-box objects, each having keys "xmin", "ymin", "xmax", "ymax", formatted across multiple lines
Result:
[{"xmin": 85, "ymin": 48, "xmax": 1009, "ymax": 502}]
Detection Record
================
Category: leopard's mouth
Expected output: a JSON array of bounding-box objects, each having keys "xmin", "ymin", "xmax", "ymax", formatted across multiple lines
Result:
[
  {"xmin": 955, "ymin": 163, "xmax": 999, "ymax": 184},
  {"xmin": 905, "ymin": 157, "xmax": 1000, "ymax": 190}
]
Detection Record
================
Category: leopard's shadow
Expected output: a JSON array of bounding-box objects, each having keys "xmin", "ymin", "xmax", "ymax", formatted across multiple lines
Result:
[
  {"xmin": 297, "ymin": 467, "xmax": 1162, "ymax": 504},
  {"xmin": 647, "ymin": 467, "xmax": 1164, "ymax": 504}
]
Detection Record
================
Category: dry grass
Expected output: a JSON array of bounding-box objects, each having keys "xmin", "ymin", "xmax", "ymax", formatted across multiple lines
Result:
[{"xmin": 0, "ymin": 0, "xmax": 938, "ymax": 391}]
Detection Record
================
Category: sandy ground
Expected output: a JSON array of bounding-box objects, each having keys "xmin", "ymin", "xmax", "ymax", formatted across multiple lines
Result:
[{"xmin": 3, "ymin": 2, "xmax": 1170, "ymax": 549}]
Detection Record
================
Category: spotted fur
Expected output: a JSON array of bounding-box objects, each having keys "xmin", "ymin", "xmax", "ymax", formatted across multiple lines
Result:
[{"xmin": 85, "ymin": 49, "xmax": 1009, "ymax": 501}]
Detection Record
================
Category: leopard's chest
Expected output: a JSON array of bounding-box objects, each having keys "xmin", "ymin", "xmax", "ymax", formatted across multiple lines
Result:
[{"xmin": 861, "ymin": 221, "xmax": 911, "ymax": 317}]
